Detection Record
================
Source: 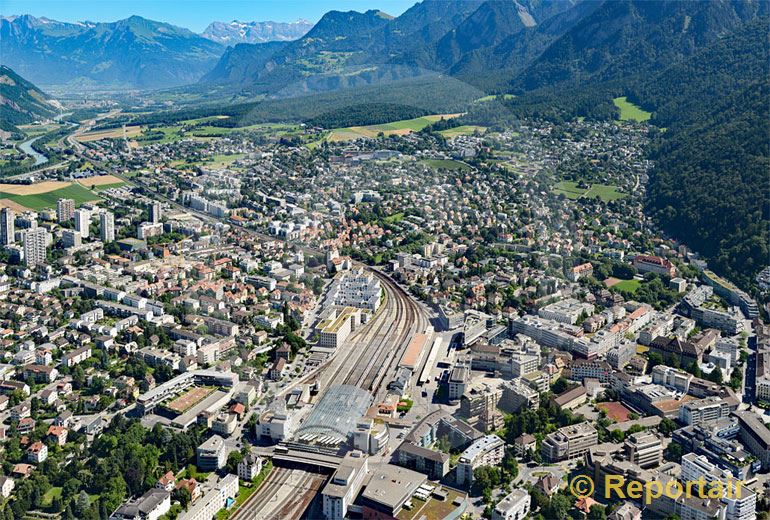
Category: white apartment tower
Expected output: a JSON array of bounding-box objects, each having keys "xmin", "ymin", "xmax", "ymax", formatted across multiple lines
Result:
[
  {"xmin": 0, "ymin": 208, "xmax": 14, "ymax": 245},
  {"xmin": 56, "ymin": 198, "xmax": 75, "ymax": 223},
  {"xmin": 100, "ymin": 211, "xmax": 115, "ymax": 242},
  {"xmin": 74, "ymin": 208, "xmax": 90, "ymax": 239},
  {"xmin": 150, "ymin": 202, "xmax": 161, "ymax": 223},
  {"xmin": 22, "ymin": 228, "xmax": 47, "ymax": 267}
]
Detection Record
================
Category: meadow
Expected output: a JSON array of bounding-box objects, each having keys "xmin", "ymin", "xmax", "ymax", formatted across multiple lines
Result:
[
  {"xmin": 327, "ymin": 113, "xmax": 462, "ymax": 141},
  {"xmin": 554, "ymin": 181, "xmax": 626, "ymax": 202},
  {"xmin": 613, "ymin": 97, "xmax": 652, "ymax": 122}
]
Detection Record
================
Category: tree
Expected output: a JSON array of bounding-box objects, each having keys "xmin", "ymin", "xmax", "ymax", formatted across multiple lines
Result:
[
  {"xmin": 657, "ymin": 417, "xmax": 677, "ymax": 436},
  {"xmin": 173, "ymin": 487, "xmax": 192, "ymax": 509},
  {"xmin": 588, "ymin": 505, "xmax": 607, "ymax": 520},
  {"xmin": 226, "ymin": 451, "xmax": 243, "ymax": 474},
  {"xmin": 707, "ymin": 368, "xmax": 723, "ymax": 384}
]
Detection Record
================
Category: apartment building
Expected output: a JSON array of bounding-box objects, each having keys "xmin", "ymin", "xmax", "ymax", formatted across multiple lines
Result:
[{"xmin": 456, "ymin": 435, "xmax": 505, "ymax": 485}]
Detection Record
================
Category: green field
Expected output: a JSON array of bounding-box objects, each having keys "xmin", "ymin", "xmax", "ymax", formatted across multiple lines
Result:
[
  {"xmin": 328, "ymin": 113, "xmax": 461, "ymax": 141},
  {"xmin": 437, "ymin": 125, "xmax": 487, "ymax": 138},
  {"xmin": 419, "ymin": 159, "xmax": 471, "ymax": 171},
  {"xmin": 613, "ymin": 97, "xmax": 652, "ymax": 122},
  {"xmin": 0, "ymin": 183, "xmax": 101, "ymax": 210},
  {"xmin": 554, "ymin": 181, "xmax": 626, "ymax": 202},
  {"xmin": 612, "ymin": 279, "xmax": 642, "ymax": 293}
]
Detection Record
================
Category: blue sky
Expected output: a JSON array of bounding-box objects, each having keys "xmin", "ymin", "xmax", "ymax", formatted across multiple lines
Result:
[{"xmin": 2, "ymin": 0, "xmax": 418, "ymax": 32}]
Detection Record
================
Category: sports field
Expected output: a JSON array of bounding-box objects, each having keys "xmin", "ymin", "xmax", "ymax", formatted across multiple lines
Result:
[
  {"xmin": 166, "ymin": 387, "xmax": 215, "ymax": 414},
  {"xmin": 598, "ymin": 402, "xmax": 633, "ymax": 422},
  {"xmin": 610, "ymin": 279, "xmax": 642, "ymax": 293},
  {"xmin": 327, "ymin": 113, "xmax": 462, "ymax": 141},
  {"xmin": 0, "ymin": 182, "xmax": 101, "ymax": 210},
  {"xmin": 554, "ymin": 181, "xmax": 626, "ymax": 202},
  {"xmin": 613, "ymin": 97, "xmax": 652, "ymax": 122}
]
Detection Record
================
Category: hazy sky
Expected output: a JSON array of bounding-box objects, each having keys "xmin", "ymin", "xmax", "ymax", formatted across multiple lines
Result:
[{"xmin": 2, "ymin": 0, "xmax": 418, "ymax": 32}]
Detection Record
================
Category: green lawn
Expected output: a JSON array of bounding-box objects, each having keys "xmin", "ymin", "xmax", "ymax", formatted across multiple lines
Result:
[
  {"xmin": 613, "ymin": 97, "xmax": 652, "ymax": 122},
  {"xmin": 419, "ymin": 159, "xmax": 470, "ymax": 171},
  {"xmin": 41, "ymin": 487, "xmax": 62, "ymax": 508},
  {"xmin": 612, "ymin": 279, "xmax": 642, "ymax": 293},
  {"xmin": 383, "ymin": 212, "xmax": 404, "ymax": 224},
  {"xmin": 553, "ymin": 181, "xmax": 626, "ymax": 202},
  {"xmin": 0, "ymin": 183, "xmax": 101, "ymax": 210}
]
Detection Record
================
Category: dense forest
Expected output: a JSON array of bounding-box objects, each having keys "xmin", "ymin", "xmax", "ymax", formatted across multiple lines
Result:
[{"xmin": 638, "ymin": 18, "xmax": 770, "ymax": 290}]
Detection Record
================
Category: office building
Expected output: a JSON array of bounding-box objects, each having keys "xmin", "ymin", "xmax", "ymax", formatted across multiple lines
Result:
[
  {"xmin": 735, "ymin": 411, "xmax": 770, "ymax": 470},
  {"xmin": 100, "ymin": 211, "xmax": 115, "ymax": 242},
  {"xmin": 542, "ymin": 422, "xmax": 598, "ymax": 462},
  {"xmin": 196, "ymin": 435, "xmax": 226, "ymax": 470},
  {"xmin": 74, "ymin": 208, "xmax": 90, "ymax": 239},
  {"xmin": 624, "ymin": 432, "xmax": 663, "ymax": 469},
  {"xmin": 0, "ymin": 208, "xmax": 14, "ymax": 245},
  {"xmin": 322, "ymin": 452, "xmax": 369, "ymax": 520},
  {"xmin": 22, "ymin": 228, "xmax": 47, "ymax": 267},
  {"xmin": 57, "ymin": 198, "xmax": 75, "ymax": 223},
  {"xmin": 679, "ymin": 397, "xmax": 733, "ymax": 427}
]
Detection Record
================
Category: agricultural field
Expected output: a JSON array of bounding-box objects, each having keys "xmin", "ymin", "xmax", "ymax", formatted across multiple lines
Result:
[
  {"xmin": 553, "ymin": 181, "xmax": 626, "ymax": 202},
  {"xmin": 77, "ymin": 174, "xmax": 127, "ymax": 192},
  {"xmin": 0, "ymin": 181, "xmax": 101, "ymax": 210},
  {"xmin": 77, "ymin": 125, "xmax": 143, "ymax": 142},
  {"xmin": 327, "ymin": 113, "xmax": 462, "ymax": 141},
  {"xmin": 418, "ymin": 159, "xmax": 471, "ymax": 171},
  {"xmin": 437, "ymin": 125, "xmax": 486, "ymax": 139},
  {"xmin": 17, "ymin": 123, "xmax": 65, "ymax": 138},
  {"xmin": 613, "ymin": 97, "xmax": 652, "ymax": 122}
]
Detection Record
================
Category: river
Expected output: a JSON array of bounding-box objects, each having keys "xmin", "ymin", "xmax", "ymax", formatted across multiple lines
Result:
[{"xmin": 18, "ymin": 136, "xmax": 48, "ymax": 167}]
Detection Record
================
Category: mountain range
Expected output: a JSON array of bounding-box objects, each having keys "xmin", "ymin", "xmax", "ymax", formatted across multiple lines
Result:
[
  {"xmin": 0, "ymin": 14, "xmax": 225, "ymax": 89},
  {"xmin": 0, "ymin": 65, "xmax": 60, "ymax": 132},
  {"xmin": 201, "ymin": 19, "xmax": 313, "ymax": 45}
]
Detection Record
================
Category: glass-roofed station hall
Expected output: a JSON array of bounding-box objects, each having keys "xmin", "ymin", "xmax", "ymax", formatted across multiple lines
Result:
[{"xmin": 285, "ymin": 385, "xmax": 374, "ymax": 455}]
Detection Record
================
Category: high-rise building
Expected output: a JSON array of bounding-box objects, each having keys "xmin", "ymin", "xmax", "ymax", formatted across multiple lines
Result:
[
  {"xmin": 149, "ymin": 202, "xmax": 161, "ymax": 224},
  {"xmin": 100, "ymin": 212, "xmax": 115, "ymax": 242},
  {"xmin": 0, "ymin": 208, "xmax": 15, "ymax": 245},
  {"xmin": 56, "ymin": 199, "xmax": 75, "ymax": 223},
  {"xmin": 22, "ymin": 228, "xmax": 47, "ymax": 267},
  {"xmin": 74, "ymin": 209, "xmax": 90, "ymax": 239},
  {"xmin": 62, "ymin": 230, "xmax": 81, "ymax": 248},
  {"xmin": 624, "ymin": 432, "xmax": 663, "ymax": 469}
]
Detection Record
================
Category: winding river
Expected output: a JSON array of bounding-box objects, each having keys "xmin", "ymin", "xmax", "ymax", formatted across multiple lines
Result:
[{"xmin": 18, "ymin": 136, "xmax": 48, "ymax": 167}]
